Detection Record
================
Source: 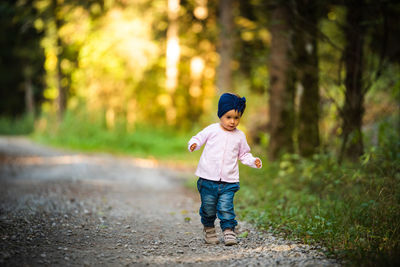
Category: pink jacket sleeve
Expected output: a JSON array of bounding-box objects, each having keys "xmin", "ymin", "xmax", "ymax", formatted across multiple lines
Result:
[
  {"xmin": 238, "ymin": 133, "xmax": 262, "ymax": 168},
  {"xmin": 188, "ymin": 125, "xmax": 211, "ymax": 152}
]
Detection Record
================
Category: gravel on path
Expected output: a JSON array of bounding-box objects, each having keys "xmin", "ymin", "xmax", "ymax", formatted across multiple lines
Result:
[{"xmin": 0, "ymin": 136, "xmax": 340, "ymax": 266}]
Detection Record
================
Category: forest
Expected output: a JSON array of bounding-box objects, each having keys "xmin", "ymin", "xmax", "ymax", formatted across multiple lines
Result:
[{"xmin": 1, "ymin": 0, "xmax": 399, "ymax": 265}]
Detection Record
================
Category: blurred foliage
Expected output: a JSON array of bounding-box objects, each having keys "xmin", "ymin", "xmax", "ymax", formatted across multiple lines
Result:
[
  {"xmin": 0, "ymin": 0, "xmax": 46, "ymax": 117},
  {"xmin": 33, "ymin": 107, "xmax": 199, "ymax": 163},
  {"xmin": 236, "ymin": 125, "xmax": 400, "ymax": 265},
  {"xmin": 1, "ymin": 0, "xmax": 399, "ymax": 140},
  {"xmin": 34, "ymin": 0, "xmax": 220, "ymax": 130},
  {"xmin": 0, "ymin": 115, "xmax": 35, "ymax": 135},
  {"xmin": 71, "ymin": 4, "xmax": 162, "ymax": 127}
]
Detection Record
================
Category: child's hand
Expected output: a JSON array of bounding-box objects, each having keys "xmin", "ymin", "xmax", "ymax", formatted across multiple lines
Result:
[
  {"xmin": 190, "ymin": 143, "xmax": 197, "ymax": 152},
  {"xmin": 255, "ymin": 158, "xmax": 262, "ymax": 168}
]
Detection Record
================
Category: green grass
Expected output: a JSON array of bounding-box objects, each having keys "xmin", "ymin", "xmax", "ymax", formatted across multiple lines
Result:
[
  {"xmin": 235, "ymin": 146, "xmax": 400, "ymax": 266},
  {"xmin": 32, "ymin": 111, "xmax": 199, "ymax": 164},
  {"xmin": 0, "ymin": 114, "xmax": 35, "ymax": 135}
]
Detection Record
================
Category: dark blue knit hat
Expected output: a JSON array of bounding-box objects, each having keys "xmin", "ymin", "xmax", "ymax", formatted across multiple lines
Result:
[{"xmin": 217, "ymin": 93, "xmax": 246, "ymax": 118}]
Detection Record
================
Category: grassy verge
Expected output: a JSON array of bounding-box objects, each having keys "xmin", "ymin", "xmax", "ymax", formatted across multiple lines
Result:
[
  {"xmin": 236, "ymin": 146, "xmax": 400, "ymax": 265},
  {"xmin": 32, "ymin": 112, "xmax": 199, "ymax": 164},
  {"xmin": 0, "ymin": 114, "xmax": 34, "ymax": 135}
]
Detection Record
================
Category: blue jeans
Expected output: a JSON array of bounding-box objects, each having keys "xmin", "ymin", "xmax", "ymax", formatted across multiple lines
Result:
[{"xmin": 197, "ymin": 178, "xmax": 240, "ymax": 231}]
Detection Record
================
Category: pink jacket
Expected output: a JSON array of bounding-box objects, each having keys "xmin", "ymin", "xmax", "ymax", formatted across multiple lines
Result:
[{"xmin": 188, "ymin": 123, "xmax": 261, "ymax": 183}]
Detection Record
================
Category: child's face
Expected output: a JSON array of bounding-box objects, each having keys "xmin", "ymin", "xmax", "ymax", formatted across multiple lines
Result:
[{"xmin": 220, "ymin": 109, "xmax": 241, "ymax": 131}]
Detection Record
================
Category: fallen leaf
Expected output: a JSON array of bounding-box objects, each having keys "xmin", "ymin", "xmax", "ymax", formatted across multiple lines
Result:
[{"xmin": 238, "ymin": 231, "xmax": 249, "ymax": 238}]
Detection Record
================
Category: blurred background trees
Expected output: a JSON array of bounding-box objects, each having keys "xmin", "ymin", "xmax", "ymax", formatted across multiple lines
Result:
[
  {"xmin": 1, "ymin": 0, "xmax": 45, "ymax": 118},
  {"xmin": 1, "ymin": 0, "xmax": 399, "ymax": 162}
]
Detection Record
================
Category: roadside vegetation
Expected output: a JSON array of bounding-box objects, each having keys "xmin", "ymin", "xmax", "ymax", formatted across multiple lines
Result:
[
  {"xmin": 0, "ymin": 115, "xmax": 34, "ymax": 135},
  {"xmin": 30, "ymin": 111, "xmax": 199, "ymax": 164},
  {"xmin": 237, "ymin": 141, "xmax": 399, "ymax": 265}
]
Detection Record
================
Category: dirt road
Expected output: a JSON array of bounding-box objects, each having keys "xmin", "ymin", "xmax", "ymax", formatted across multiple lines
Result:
[{"xmin": 0, "ymin": 137, "xmax": 339, "ymax": 266}]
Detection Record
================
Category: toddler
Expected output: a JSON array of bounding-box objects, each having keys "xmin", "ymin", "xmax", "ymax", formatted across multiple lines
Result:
[{"xmin": 188, "ymin": 93, "xmax": 262, "ymax": 246}]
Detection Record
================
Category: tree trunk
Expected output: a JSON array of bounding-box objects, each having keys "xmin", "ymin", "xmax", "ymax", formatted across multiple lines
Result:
[
  {"xmin": 217, "ymin": 0, "xmax": 234, "ymax": 93},
  {"xmin": 53, "ymin": 0, "xmax": 66, "ymax": 121},
  {"xmin": 24, "ymin": 77, "xmax": 35, "ymax": 116},
  {"xmin": 340, "ymin": 0, "xmax": 366, "ymax": 162},
  {"xmin": 267, "ymin": 3, "xmax": 295, "ymax": 160},
  {"xmin": 165, "ymin": 0, "xmax": 180, "ymax": 124},
  {"xmin": 23, "ymin": 65, "xmax": 35, "ymax": 117},
  {"xmin": 294, "ymin": 0, "xmax": 320, "ymax": 157},
  {"xmin": 56, "ymin": 34, "xmax": 66, "ymax": 121}
]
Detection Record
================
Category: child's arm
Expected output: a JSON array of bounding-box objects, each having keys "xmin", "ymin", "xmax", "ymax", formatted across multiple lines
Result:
[
  {"xmin": 187, "ymin": 125, "xmax": 211, "ymax": 152},
  {"xmin": 238, "ymin": 134, "xmax": 262, "ymax": 169}
]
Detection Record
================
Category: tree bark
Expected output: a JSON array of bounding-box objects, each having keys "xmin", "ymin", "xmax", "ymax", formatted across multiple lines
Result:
[
  {"xmin": 217, "ymin": 0, "xmax": 234, "ymax": 93},
  {"xmin": 340, "ymin": 0, "xmax": 366, "ymax": 162},
  {"xmin": 56, "ymin": 33, "xmax": 66, "ymax": 121},
  {"xmin": 267, "ymin": 3, "xmax": 295, "ymax": 160},
  {"xmin": 52, "ymin": 0, "xmax": 66, "ymax": 121},
  {"xmin": 23, "ymin": 64, "xmax": 35, "ymax": 117},
  {"xmin": 165, "ymin": 0, "xmax": 180, "ymax": 124},
  {"xmin": 294, "ymin": 0, "xmax": 320, "ymax": 157},
  {"xmin": 24, "ymin": 77, "xmax": 35, "ymax": 116}
]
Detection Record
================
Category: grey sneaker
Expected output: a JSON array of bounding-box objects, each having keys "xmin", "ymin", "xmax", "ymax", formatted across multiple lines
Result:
[
  {"xmin": 204, "ymin": 227, "xmax": 219, "ymax": 244},
  {"xmin": 223, "ymin": 229, "xmax": 238, "ymax": 246}
]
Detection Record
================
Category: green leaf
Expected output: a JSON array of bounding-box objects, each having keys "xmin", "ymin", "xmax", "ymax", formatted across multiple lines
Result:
[{"xmin": 238, "ymin": 231, "xmax": 249, "ymax": 238}]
